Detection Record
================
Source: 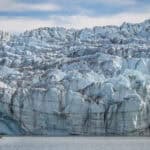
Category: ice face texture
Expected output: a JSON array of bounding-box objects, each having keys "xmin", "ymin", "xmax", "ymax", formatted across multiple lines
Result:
[{"xmin": 0, "ymin": 20, "xmax": 150, "ymax": 135}]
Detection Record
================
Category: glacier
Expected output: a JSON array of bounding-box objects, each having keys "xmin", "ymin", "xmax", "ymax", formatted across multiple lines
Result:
[{"xmin": 0, "ymin": 20, "xmax": 150, "ymax": 136}]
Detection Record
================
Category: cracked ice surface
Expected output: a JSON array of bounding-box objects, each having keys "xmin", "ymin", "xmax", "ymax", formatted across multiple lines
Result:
[{"xmin": 0, "ymin": 20, "xmax": 150, "ymax": 135}]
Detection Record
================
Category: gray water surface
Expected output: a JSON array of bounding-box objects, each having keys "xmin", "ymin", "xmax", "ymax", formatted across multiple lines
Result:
[{"xmin": 0, "ymin": 137, "xmax": 150, "ymax": 150}]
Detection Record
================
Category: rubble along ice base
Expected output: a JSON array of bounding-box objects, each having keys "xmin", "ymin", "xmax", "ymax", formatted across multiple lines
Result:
[{"xmin": 0, "ymin": 20, "xmax": 150, "ymax": 136}]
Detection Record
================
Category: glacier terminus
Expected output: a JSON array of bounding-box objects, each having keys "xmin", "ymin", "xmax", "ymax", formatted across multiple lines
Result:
[{"xmin": 0, "ymin": 20, "xmax": 150, "ymax": 136}]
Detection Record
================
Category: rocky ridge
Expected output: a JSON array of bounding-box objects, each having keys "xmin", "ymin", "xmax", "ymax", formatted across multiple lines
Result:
[{"xmin": 0, "ymin": 19, "xmax": 150, "ymax": 135}]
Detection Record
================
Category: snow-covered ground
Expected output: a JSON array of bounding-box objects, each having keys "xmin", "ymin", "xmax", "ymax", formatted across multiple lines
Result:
[{"xmin": 0, "ymin": 137, "xmax": 150, "ymax": 150}]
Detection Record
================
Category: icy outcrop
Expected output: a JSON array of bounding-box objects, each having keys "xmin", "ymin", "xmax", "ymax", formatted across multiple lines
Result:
[{"xmin": 0, "ymin": 20, "xmax": 150, "ymax": 135}]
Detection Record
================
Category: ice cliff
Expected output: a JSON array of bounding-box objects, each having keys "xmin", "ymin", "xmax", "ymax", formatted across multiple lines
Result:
[{"xmin": 0, "ymin": 20, "xmax": 150, "ymax": 136}]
